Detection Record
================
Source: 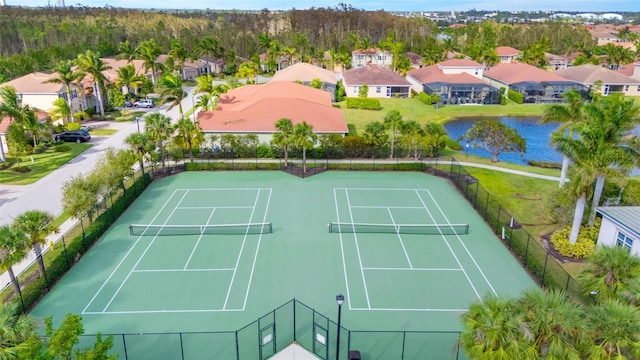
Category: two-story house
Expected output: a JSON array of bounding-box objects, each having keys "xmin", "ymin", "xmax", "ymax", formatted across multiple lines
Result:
[{"xmin": 351, "ymin": 48, "xmax": 393, "ymax": 69}]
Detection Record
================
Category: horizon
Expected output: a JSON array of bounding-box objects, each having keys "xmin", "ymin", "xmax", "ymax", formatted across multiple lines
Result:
[{"xmin": 2, "ymin": 0, "xmax": 639, "ymax": 13}]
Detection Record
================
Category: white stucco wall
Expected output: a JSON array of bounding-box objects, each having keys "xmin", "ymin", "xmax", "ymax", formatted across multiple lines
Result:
[
  {"xmin": 597, "ymin": 217, "xmax": 640, "ymax": 257},
  {"xmin": 21, "ymin": 93, "xmax": 59, "ymax": 112}
]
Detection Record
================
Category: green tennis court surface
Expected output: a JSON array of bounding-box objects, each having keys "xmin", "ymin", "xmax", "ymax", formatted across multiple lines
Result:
[{"xmin": 32, "ymin": 171, "xmax": 536, "ymax": 358}]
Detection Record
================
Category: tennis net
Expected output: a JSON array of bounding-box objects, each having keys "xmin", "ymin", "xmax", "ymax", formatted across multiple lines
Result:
[
  {"xmin": 328, "ymin": 222, "xmax": 469, "ymax": 235},
  {"xmin": 129, "ymin": 223, "xmax": 273, "ymax": 236}
]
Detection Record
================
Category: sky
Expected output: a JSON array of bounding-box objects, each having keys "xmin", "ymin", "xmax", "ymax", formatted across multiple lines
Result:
[{"xmin": 4, "ymin": 0, "xmax": 640, "ymax": 12}]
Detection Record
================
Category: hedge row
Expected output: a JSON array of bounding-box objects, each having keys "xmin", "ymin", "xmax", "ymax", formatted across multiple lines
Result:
[
  {"xmin": 507, "ymin": 89, "xmax": 524, "ymax": 104},
  {"xmin": 185, "ymin": 162, "xmax": 280, "ymax": 171},
  {"xmin": 345, "ymin": 98, "xmax": 382, "ymax": 110}
]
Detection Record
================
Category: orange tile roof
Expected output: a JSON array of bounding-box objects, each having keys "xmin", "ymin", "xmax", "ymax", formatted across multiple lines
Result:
[
  {"xmin": 484, "ymin": 63, "xmax": 573, "ymax": 84},
  {"xmin": 271, "ymin": 62, "xmax": 336, "ymax": 84},
  {"xmin": 1, "ymin": 72, "xmax": 64, "ymax": 93},
  {"xmin": 1, "ymin": 112, "xmax": 49, "ymax": 133},
  {"xmin": 617, "ymin": 63, "xmax": 640, "ymax": 77},
  {"xmin": 496, "ymin": 46, "xmax": 521, "ymax": 56},
  {"xmin": 197, "ymin": 82, "xmax": 347, "ymax": 134},
  {"xmin": 408, "ymin": 65, "xmax": 488, "ymax": 85},
  {"xmin": 342, "ymin": 64, "xmax": 410, "ymax": 86},
  {"xmin": 438, "ymin": 59, "xmax": 483, "ymax": 67}
]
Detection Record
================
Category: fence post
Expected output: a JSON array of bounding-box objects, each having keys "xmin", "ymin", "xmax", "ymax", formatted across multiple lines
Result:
[
  {"xmin": 293, "ymin": 300, "xmax": 297, "ymax": 341},
  {"xmin": 524, "ymin": 234, "xmax": 531, "ymax": 267},
  {"xmin": 484, "ymin": 192, "xmax": 490, "ymax": 218},
  {"xmin": 179, "ymin": 332, "xmax": 185, "ymax": 360},
  {"xmin": 401, "ymin": 331, "xmax": 406, "ymax": 360},
  {"xmin": 62, "ymin": 236, "xmax": 70, "ymax": 270},
  {"xmin": 474, "ymin": 182, "xmax": 479, "ymax": 208},
  {"xmin": 542, "ymin": 253, "xmax": 549, "ymax": 287},
  {"xmin": 235, "ymin": 330, "xmax": 240, "ymax": 360},
  {"xmin": 122, "ymin": 334, "xmax": 129, "ymax": 360},
  {"xmin": 495, "ymin": 205, "xmax": 502, "ymax": 232}
]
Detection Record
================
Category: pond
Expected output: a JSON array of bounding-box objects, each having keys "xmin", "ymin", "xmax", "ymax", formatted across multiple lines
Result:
[{"xmin": 443, "ymin": 117, "xmax": 640, "ymax": 175}]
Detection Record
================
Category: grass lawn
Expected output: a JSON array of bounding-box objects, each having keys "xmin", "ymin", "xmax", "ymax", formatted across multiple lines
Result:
[
  {"xmin": 107, "ymin": 109, "xmax": 146, "ymax": 122},
  {"xmin": 338, "ymin": 98, "xmax": 550, "ymax": 133},
  {"xmin": 0, "ymin": 143, "xmax": 92, "ymax": 185},
  {"xmin": 453, "ymin": 153, "xmax": 561, "ymax": 177},
  {"xmin": 90, "ymin": 128, "xmax": 117, "ymax": 136}
]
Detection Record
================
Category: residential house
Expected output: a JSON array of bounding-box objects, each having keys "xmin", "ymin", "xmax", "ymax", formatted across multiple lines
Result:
[
  {"xmin": 483, "ymin": 63, "xmax": 587, "ymax": 103},
  {"xmin": 596, "ymin": 207, "xmax": 640, "ymax": 257},
  {"xmin": 351, "ymin": 48, "xmax": 393, "ymax": 69},
  {"xmin": 617, "ymin": 62, "xmax": 640, "ymax": 80},
  {"xmin": 545, "ymin": 52, "xmax": 570, "ymax": 70},
  {"xmin": 554, "ymin": 64, "xmax": 640, "ymax": 96},
  {"xmin": 496, "ymin": 46, "xmax": 521, "ymax": 64},
  {"xmin": 405, "ymin": 52, "xmax": 423, "ymax": 69},
  {"xmin": 342, "ymin": 65, "xmax": 411, "ymax": 98},
  {"xmin": 156, "ymin": 54, "xmax": 214, "ymax": 81},
  {"xmin": 406, "ymin": 59, "xmax": 500, "ymax": 104},
  {"xmin": 196, "ymin": 81, "xmax": 348, "ymax": 145},
  {"xmin": 271, "ymin": 63, "xmax": 337, "ymax": 101},
  {"xmin": 259, "ymin": 53, "xmax": 293, "ymax": 73},
  {"xmin": 1, "ymin": 72, "xmax": 87, "ymax": 116}
]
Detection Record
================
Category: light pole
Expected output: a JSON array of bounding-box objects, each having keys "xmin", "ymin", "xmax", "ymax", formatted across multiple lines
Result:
[
  {"xmin": 136, "ymin": 116, "xmax": 140, "ymax": 133},
  {"xmin": 465, "ymin": 141, "xmax": 470, "ymax": 158},
  {"xmin": 335, "ymin": 294, "xmax": 344, "ymax": 360}
]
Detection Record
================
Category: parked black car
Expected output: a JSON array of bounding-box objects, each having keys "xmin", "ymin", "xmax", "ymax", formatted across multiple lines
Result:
[{"xmin": 55, "ymin": 130, "xmax": 91, "ymax": 143}]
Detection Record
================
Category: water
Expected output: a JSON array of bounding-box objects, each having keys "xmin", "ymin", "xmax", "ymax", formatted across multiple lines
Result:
[{"xmin": 444, "ymin": 117, "xmax": 640, "ymax": 175}]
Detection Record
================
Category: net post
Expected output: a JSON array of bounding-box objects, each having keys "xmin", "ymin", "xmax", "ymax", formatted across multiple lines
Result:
[
  {"xmin": 465, "ymin": 224, "xmax": 469, "ymax": 235},
  {"xmin": 269, "ymin": 222, "xmax": 273, "ymax": 233},
  {"xmin": 129, "ymin": 225, "xmax": 133, "ymax": 236}
]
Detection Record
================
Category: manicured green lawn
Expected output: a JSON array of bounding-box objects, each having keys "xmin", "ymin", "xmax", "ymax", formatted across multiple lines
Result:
[
  {"xmin": 453, "ymin": 153, "xmax": 561, "ymax": 177},
  {"xmin": 0, "ymin": 143, "xmax": 92, "ymax": 185},
  {"xmin": 110, "ymin": 109, "xmax": 146, "ymax": 122},
  {"xmin": 338, "ymin": 98, "xmax": 549, "ymax": 133},
  {"xmin": 90, "ymin": 128, "xmax": 117, "ymax": 136}
]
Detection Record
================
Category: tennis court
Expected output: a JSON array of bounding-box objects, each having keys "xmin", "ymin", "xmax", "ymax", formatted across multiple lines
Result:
[{"xmin": 32, "ymin": 171, "xmax": 536, "ymax": 359}]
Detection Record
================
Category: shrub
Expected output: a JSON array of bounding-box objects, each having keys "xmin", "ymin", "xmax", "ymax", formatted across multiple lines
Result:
[
  {"xmin": 550, "ymin": 218, "xmax": 600, "ymax": 259},
  {"xmin": 507, "ymin": 89, "xmax": 524, "ymax": 104},
  {"xmin": 527, "ymin": 159, "xmax": 562, "ymax": 169},
  {"xmin": 500, "ymin": 96, "xmax": 507, "ymax": 105},
  {"xmin": 345, "ymin": 98, "xmax": 381, "ymax": 110},
  {"xmin": 34, "ymin": 143, "xmax": 48, "ymax": 154},
  {"xmin": 256, "ymin": 144, "xmax": 274, "ymax": 158},
  {"xmin": 417, "ymin": 92, "xmax": 440, "ymax": 105},
  {"xmin": 445, "ymin": 138, "xmax": 463, "ymax": 151},
  {"xmin": 52, "ymin": 144, "xmax": 71, "ymax": 152}
]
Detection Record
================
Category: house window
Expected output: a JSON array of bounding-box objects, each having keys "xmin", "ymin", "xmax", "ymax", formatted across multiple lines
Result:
[
  {"xmin": 637, "ymin": 85, "xmax": 640, "ymax": 92},
  {"xmin": 474, "ymin": 69, "xmax": 479, "ymax": 75},
  {"xmin": 617, "ymin": 232, "xmax": 633, "ymax": 250},
  {"xmin": 376, "ymin": 87, "xmax": 381, "ymax": 93},
  {"xmin": 354, "ymin": 87, "xmax": 359, "ymax": 94},
  {"xmin": 604, "ymin": 84, "xmax": 610, "ymax": 95},
  {"xmin": 624, "ymin": 85, "xmax": 629, "ymax": 92},
  {"xmin": 71, "ymin": 89, "xmax": 78, "ymax": 99},
  {"xmin": 59, "ymin": 93, "xmax": 68, "ymax": 101}
]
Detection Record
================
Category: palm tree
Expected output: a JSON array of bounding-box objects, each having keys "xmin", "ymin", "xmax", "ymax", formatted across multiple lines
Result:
[
  {"xmin": 21, "ymin": 108, "xmax": 48, "ymax": 151},
  {"xmin": 157, "ymin": 73, "xmax": 186, "ymax": 117},
  {"xmin": 195, "ymin": 36, "xmax": 224, "ymax": 71},
  {"xmin": 578, "ymin": 246, "xmax": 640, "ymax": 302},
  {"xmin": 76, "ymin": 50, "xmax": 110, "ymax": 116},
  {"xmin": 195, "ymin": 94, "xmax": 212, "ymax": 112},
  {"xmin": 49, "ymin": 98, "xmax": 73, "ymax": 126},
  {"xmin": 138, "ymin": 39, "xmax": 162, "ymax": 86},
  {"xmin": 0, "ymin": 86, "xmax": 24, "ymax": 124},
  {"xmin": 257, "ymin": 32, "xmax": 272, "ymax": 52},
  {"xmin": 115, "ymin": 40, "xmax": 138, "ymax": 63},
  {"xmin": 516, "ymin": 288, "xmax": 587, "ymax": 358},
  {"xmin": 0, "ymin": 302, "xmax": 36, "ymax": 357},
  {"xmin": 460, "ymin": 294, "xmax": 529, "ymax": 359},
  {"xmin": 168, "ymin": 38, "xmax": 189, "ymax": 75},
  {"xmin": 541, "ymin": 89, "xmax": 586, "ymax": 188},
  {"xmin": 44, "ymin": 60, "xmax": 83, "ymax": 125},
  {"xmin": 124, "ymin": 132, "xmax": 153, "ymax": 175},
  {"xmin": 383, "ymin": 110, "xmax": 403, "ymax": 159},
  {"xmin": 236, "ymin": 62, "xmax": 257, "ymax": 83},
  {"xmin": 0, "ymin": 225, "xmax": 30, "ymax": 299},
  {"xmin": 271, "ymin": 118, "xmax": 293, "ymax": 166},
  {"xmin": 210, "ymin": 84, "xmax": 229, "ymax": 110},
  {"xmin": 114, "ymin": 64, "xmax": 144, "ymax": 97},
  {"xmin": 195, "ymin": 74, "xmax": 214, "ymax": 95},
  {"xmin": 173, "ymin": 118, "xmax": 204, "ymax": 162},
  {"xmin": 363, "ymin": 121, "xmax": 389, "ymax": 158},
  {"xmin": 12, "ymin": 210, "xmax": 58, "ymax": 282},
  {"xmin": 586, "ymin": 299, "xmax": 640, "ymax": 359},
  {"xmin": 291, "ymin": 121, "xmax": 316, "ymax": 173},
  {"xmin": 144, "ymin": 113, "xmax": 173, "ymax": 171}
]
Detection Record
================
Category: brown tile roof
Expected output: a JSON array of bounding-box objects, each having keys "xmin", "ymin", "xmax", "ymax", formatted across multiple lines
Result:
[
  {"xmin": 496, "ymin": 46, "xmax": 520, "ymax": 56},
  {"xmin": 617, "ymin": 63, "xmax": 639, "ymax": 77},
  {"xmin": 271, "ymin": 62, "xmax": 336, "ymax": 84},
  {"xmin": 408, "ymin": 65, "xmax": 488, "ymax": 85},
  {"xmin": 196, "ymin": 82, "xmax": 347, "ymax": 134},
  {"xmin": 554, "ymin": 64, "xmax": 640, "ymax": 85},
  {"xmin": 484, "ymin": 63, "xmax": 573, "ymax": 84},
  {"xmin": 1, "ymin": 72, "xmax": 64, "ymax": 93},
  {"xmin": 342, "ymin": 64, "xmax": 410, "ymax": 86},
  {"xmin": 405, "ymin": 52, "xmax": 422, "ymax": 65},
  {"xmin": 99, "ymin": 58, "xmax": 147, "ymax": 81},
  {"xmin": 157, "ymin": 54, "xmax": 208, "ymax": 70},
  {"xmin": 351, "ymin": 48, "xmax": 383, "ymax": 55},
  {"xmin": 438, "ymin": 59, "xmax": 483, "ymax": 68}
]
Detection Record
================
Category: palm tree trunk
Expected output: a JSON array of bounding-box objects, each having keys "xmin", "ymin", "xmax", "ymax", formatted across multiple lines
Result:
[
  {"xmin": 569, "ymin": 193, "xmax": 587, "ymax": 244},
  {"xmin": 588, "ymin": 176, "xmax": 606, "ymax": 226},
  {"xmin": 284, "ymin": 146, "xmax": 289, "ymax": 167},
  {"xmin": 139, "ymin": 158, "xmax": 145, "ymax": 175},
  {"xmin": 33, "ymin": 243, "xmax": 46, "ymax": 278},
  {"xmin": 94, "ymin": 81, "xmax": 104, "ymax": 116},
  {"xmin": 160, "ymin": 143, "xmax": 166, "ymax": 171},
  {"xmin": 66, "ymin": 87, "xmax": 73, "ymax": 125},
  {"xmin": 390, "ymin": 132, "xmax": 395, "ymax": 159},
  {"xmin": 303, "ymin": 148, "xmax": 307, "ymax": 173},
  {"xmin": 559, "ymin": 155, "xmax": 569, "ymax": 188}
]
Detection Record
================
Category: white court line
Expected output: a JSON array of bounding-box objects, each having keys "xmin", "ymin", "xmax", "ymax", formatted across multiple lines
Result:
[
  {"xmin": 363, "ymin": 267, "xmax": 461, "ymax": 271},
  {"xmin": 334, "ymin": 188, "xmax": 353, "ymax": 311},
  {"xmin": 84, "ymin": 308, "xmax": 244, "ymax": 315},
  {"xmin": 425, "ymin": 189, "xmax": 497, "ymax": 296},
  {"xmin": 350, "ymin": 206, "xmax": 425, "ymax": 209},
  {"xmin": 82, "ymin": 189, "xmax": 181, "ymax": 315},
  {"xmin": 350, "ymin": 307, "xmax": 467, "ymax": 312},
  {"xmin": 101, "ymin": 190, "xmax": 191, "ymax": 313},
  {"xmin": 223, "ymin": 189, "xmax": 260, "ymax": 310},
  {"xmin": 176, "ymin": 188, "xmax": 270, "ymax": 191},
  {"xmin": 414, "ymin": 190, "xmax": 481, "ymax": 300},
  {"xmin": 334, "ymin": 188, "xmax": 429, "ymax": 191},
  {"xmin": 241, "ymin": 188, "xmax": 273, "ymax": 311},
  {"xmin": 387, "ymin": 207, "xmax": 413, "ymax": 269},
  {"xmin": 176, "ymin": 206, "xmax": 253, "ymax": 209},
  {"xmin": 345, "ymin": 188, "xmax": 372, "ymax": 309},
  {"xmin": 183, "ymin": 208, "xmax": 217, "ymax": 269},
  {"xmin": 132, "ymin": 268, "xmax": 234, "ymax": 272}
]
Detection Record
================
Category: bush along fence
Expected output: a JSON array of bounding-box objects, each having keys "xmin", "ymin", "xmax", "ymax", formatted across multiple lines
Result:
[
  {"xmin": 2, "ymin": 170, "xmax": 152, "ymax": 313},
  {"xmin": 63, "ymin": 298, "xmax": 464, "ymax": 360}
]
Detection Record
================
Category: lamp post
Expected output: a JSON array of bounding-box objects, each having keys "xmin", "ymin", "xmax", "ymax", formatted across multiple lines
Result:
[
  {"xmin": 136, "ymin": 116, "xmax": 140, "ymax": 133},
  {"xmin": 465, "ymin": 141, "xmax": 470, "ymax": 158},
  {"xmin": 335, "ymin": 294, "xmax": 344, "ymax": 360}
]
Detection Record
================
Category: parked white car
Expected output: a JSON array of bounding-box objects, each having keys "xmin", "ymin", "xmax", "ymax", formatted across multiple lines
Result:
[{"xmin": 133, "ymin": 99, "xmax": 154, "ymax": 108}]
